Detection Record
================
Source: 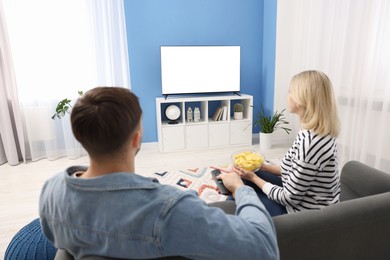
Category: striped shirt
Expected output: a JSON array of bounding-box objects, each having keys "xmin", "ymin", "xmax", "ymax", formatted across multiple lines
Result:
[{"xmin": 262, "ymin": 129, "xmax": 340, "ymax": 213}]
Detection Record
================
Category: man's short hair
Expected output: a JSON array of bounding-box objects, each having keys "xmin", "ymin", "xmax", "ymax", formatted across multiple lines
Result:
[{"xmin": 71, "ymin": 87, "xmax": 142, "ymax": 157}]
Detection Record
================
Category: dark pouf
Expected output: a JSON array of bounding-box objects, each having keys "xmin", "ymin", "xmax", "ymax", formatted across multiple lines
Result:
[{"xmin": 5, "ymin": 218, "xmax": 57, "ymax": 260}]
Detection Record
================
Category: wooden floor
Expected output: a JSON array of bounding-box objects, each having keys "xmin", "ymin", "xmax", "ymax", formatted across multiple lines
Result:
[{"xmin": 0, "ymin": 141, "xmax": 288, "ymax": 257}]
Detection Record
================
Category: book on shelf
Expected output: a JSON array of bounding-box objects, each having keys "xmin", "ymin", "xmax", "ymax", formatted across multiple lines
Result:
[
  {"xmin": 217, "ymin": 107, "xmax": 223, "ymax": 121},
  {"xmin": 212, "ymin": 106, "xmax": 228, "ymax": 121},
  {"xmin": 212, "ymin": 107, "xmax": 222, "ymax": 121},
  {"xmin": 221, "ymin": 106, "xmax": 227, "ymax": 121}
]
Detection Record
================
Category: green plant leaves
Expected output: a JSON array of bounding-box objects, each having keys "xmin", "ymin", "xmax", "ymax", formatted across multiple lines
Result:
[
  {"xmin": 234, "ymin": 103, "xmax": 244, "ymax": 112},
  {"xmin": 51, "ymin": 98, "xmax": 72, "ymax": 120},
  {"xmin": 254, "ymin": 104, "xmax": 291, "ymax": 134},
  {"xmin": 51, "ymin": 91, "xmax": 84, "ymax": 120}
]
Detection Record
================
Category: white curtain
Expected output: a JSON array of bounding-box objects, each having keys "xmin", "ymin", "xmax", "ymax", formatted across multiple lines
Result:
[
  {"xmin": 0, "ymin": 0, "xmax": 25, "ymax": 165},
  {"xmin": 274, "ymin": 0, "xmax": 390, "ymax": 172},
  {"xmin": 86, "ymin": 0, "xmax": 130, "ymax": 87},
  {"xmin": 0, "ymin": 0, "xmax": 130, "ymax": 165}
]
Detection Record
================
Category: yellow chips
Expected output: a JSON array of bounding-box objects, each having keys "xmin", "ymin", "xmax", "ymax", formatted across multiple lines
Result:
[{"xmin": 233, "ymin": 151, "xmax": 264, "ymax": 172}]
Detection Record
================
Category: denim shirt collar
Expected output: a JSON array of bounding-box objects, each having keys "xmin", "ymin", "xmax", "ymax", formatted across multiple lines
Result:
[{"xmin": 64, "ymin": 166, "xmax": 159, "ymax": 191}]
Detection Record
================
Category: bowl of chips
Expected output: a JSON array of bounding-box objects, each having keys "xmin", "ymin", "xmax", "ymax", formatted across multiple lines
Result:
[{"xmin": 232, "ymin": 150, "xmax": 265, "ymax": 172}]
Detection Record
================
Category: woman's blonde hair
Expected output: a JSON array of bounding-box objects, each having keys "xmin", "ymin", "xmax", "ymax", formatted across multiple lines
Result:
[{"xmin": 290, "ymin": 70, "xmax": 340, "ymax": 137}]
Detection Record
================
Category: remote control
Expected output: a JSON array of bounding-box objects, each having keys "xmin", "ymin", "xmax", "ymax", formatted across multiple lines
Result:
[{"xmin": 211, "ymin": 169, "xmax": 231, "ymax": 195}]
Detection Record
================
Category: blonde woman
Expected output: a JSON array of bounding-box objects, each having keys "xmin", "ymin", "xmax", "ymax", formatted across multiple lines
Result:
[{"xmin": 219, "ymin": 70, "xmax": 341, "ymax": 216}]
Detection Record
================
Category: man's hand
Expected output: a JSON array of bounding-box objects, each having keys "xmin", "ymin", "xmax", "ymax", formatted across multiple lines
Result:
[{"xmin": 211, "ymin": 166, "xmax": 244, "ymax": 197}]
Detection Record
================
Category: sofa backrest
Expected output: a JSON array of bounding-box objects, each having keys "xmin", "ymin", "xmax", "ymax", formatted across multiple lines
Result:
[{"xmin": 340, "ymin": 160, "xmax": 390, "ymax": 201}]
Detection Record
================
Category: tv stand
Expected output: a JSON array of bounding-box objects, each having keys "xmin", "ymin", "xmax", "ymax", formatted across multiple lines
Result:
[{"xmin": 156, "ymin": 94, "xmax": 253, "ymax": 152}]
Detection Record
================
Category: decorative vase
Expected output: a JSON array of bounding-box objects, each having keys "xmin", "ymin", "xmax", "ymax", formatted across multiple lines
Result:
[
  {"xmin": 187, "ymin": 107, "xmax": 193, "ymax": 122},
  {"xmin": 233, "ymin": 111, "xmax": 243, "ymax": 120},
  {"xmin": 194, "ymin": 107, "xmax": 201, "ymax": 122},
  {"xmin": 259, "ymin": 132, "xmax": 273, "ymax": 151}
]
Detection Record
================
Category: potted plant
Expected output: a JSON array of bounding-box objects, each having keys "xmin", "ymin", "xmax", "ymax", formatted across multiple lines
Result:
[
  {"xmin": 52, "ymin": 91, "xmax": 83, "ymax": 120},
  {"xmin": 254, "ymin": 104, "xmax": 291, "ymax": 150},
  {"xmin": 233, "ymin": 103, "xmax": 244, "ymax": 120}
]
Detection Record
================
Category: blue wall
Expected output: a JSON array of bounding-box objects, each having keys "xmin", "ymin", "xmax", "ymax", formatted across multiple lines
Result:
[
  {"xmin": 124, "ymin": 0, "xmax": 277, "ymax": 142},
  {"xmin": 262, "ymin": 0, "xmax": 277, "ymax": 123}
]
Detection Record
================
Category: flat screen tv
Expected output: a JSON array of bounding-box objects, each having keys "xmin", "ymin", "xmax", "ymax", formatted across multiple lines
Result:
[{"xmin": 161, "ymin": 46, "xmax": 240, "ymax": 95}]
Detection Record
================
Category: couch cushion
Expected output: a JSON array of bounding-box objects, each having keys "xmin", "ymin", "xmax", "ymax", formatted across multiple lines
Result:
[
  {"xmin": 340, "ymin": 160, "xmax": 390, "ymax": 201},
  {"xmin": 273, "ymin": 191, "xmax": 390, "ymax": 260}
]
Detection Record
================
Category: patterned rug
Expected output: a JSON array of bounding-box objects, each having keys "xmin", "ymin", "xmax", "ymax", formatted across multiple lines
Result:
[{"xmin": 152, "ymin": 167, "xmax": 229, "ymax": 204}]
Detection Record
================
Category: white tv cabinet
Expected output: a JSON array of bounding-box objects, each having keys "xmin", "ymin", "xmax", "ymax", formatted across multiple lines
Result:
[{"xmin": 156, "ymin": 94, "xmax": 253, "ymax": 152}]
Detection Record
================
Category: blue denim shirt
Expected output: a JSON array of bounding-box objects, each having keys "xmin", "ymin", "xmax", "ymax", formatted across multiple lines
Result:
[{"xmin": 39, "ymin": 166, "xmax": 279, "ymax": 259}]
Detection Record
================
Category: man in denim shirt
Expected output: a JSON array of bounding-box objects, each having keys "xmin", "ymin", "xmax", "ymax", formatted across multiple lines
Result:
[{"xmin": 39, "ymin": 87, "xmax": 279, "ymax": 260}]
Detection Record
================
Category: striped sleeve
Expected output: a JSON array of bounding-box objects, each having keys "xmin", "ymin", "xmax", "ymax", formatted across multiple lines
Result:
[{"xmin": 263, "ymin": 159, "xmax": 318, "ymax": 210}]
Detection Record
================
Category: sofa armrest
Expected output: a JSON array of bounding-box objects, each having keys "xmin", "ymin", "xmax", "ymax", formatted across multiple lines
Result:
[
  {"xmin": 273, "ymin": 192, "xmax": 390, "ymax": 260},
  {"xmin": 340, "ymin": 160, "xmax": 390, "ymax": 201}
]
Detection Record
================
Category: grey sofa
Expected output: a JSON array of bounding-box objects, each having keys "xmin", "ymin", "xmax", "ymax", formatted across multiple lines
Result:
[
  {"xmin": 55, "ymin": 161, "xmax": 390, "ymax": 260},
  {"xmin": 273, "ymin": 160, "xmax": 390, "ymax": 260}
]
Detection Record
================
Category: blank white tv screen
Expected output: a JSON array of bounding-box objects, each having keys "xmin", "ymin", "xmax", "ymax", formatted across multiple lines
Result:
[{"xmin": 161, "ymin": 46, "xmax": 240, "ymax": 95}]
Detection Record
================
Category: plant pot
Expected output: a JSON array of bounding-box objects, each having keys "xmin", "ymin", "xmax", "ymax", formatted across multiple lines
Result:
[
  {"xmin": 259, "ymin": 132, "xmax": 273, "ymax": 151},
  {"xmin": 234, "ymin": 112, "xmax": 243, "ymax": 120}
]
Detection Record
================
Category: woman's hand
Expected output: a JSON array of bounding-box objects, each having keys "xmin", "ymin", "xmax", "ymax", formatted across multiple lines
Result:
[
  {"xmin": 234, "ymin": 166, "xmax": 267, "ymax": 189},
  {"xmin": 233, "ymin": 166, "xmax": 257, "ymax": 182},
  {"xmin": 260, "ymin": 162, "xmax": 282, "ymax": 176}
]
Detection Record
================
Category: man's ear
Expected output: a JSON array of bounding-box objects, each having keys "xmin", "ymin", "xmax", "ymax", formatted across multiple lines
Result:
[{"xmin": 131, "ymin": 130, "xmax": 142, "ymax": 149}]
